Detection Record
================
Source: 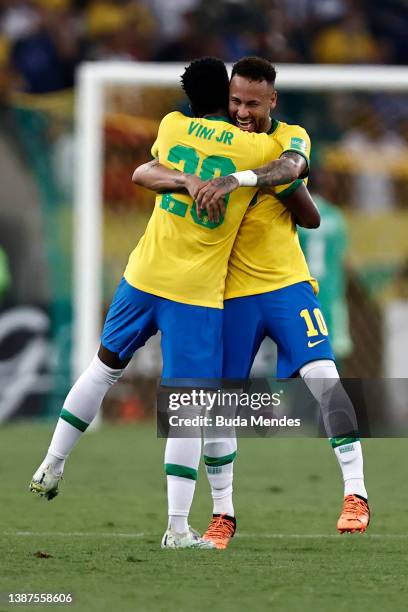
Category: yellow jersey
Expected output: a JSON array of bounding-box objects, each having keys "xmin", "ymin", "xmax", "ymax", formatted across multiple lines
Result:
[
  {"xmin": 124, "ymin": 111, "xmax": 281, "ymax": 308},
  {"xmin": 225, "ymin": 119, "xmax": 318, "ymax": 299}
]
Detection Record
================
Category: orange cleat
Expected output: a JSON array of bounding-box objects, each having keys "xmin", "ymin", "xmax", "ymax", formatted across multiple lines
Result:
[
  {"xmin": 203, "ymin": 514, "xmax": 236, "ymax": 549},
  {"xmin": 337, "ymin": 494, "xmax": 370, "ymax": 534}
]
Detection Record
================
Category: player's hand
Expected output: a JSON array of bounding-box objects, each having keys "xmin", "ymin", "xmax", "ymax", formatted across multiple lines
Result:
[
  {"xmin": 198, "ymin": 193, "xmax": 226, "ymax": 224},
  {"xmin": 184, "ymin": 174, "xmax": 206, "ymax": 201},
  {"xmin": 184, "ymin": 175, "xmax": 224, "ymax": 222},
  {"xmin": 195, "ymin": 176, "xmax": 239, "ymax": 213}
]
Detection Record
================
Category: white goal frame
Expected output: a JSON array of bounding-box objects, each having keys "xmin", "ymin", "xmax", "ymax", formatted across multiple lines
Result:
[{"xmin": 73, "ymin": 62, "xmax": 408, "ymax": 381}]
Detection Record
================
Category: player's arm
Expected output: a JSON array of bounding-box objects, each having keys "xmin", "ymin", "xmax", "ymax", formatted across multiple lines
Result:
[
  {"xmin": 273, "ymin": 182, "xmax": 320, "ymax": 228},
  {"xmin": 252, "ymin": 151, "xmax": 307, "ymax": 187},
  {"xmin": 195, "ymin": 151, "xmax": 307, "ymax": 209},
  {"xmin": 132, "ymin": 159, "xmax": 205, "ymax": 199}
]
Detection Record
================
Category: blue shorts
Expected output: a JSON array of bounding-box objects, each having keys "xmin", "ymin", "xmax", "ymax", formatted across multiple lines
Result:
[
  {"xmin": 223, "ymin": 281, "xmax": 335, "ymax": 379},
  {"xmin": 102, "ymin": 278, "xmax": 223, "ymax": 379}
]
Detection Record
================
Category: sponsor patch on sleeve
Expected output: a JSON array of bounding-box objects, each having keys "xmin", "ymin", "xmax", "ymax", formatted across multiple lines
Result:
[{"xmin": 290, "ymin": 137, "xmax": 307, "ymax": 152}]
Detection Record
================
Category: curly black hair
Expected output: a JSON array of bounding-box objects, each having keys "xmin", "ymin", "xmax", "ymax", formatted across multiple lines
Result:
[
  {"xmin": 231, "ymin": 56, "xmax": 276, "ymax": 86},
  {"xmin": 181, "ymin": 57, "xmax": 229, "ymax": 117}
]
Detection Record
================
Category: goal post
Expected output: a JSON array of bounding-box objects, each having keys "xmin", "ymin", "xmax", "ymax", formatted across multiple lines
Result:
[{"xmin": 73, "ymin": 62, "xmax": 408, "ymax": 382}]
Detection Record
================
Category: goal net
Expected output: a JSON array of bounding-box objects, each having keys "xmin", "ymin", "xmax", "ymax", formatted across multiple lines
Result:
[{"xmin": 74, "ymin": 62, "xmax": 408, "ymax": 418}]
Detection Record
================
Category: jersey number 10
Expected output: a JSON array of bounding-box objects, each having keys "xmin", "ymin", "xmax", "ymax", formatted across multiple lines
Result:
[{"xmin": 300, "ymin": 307, "xmax": 329, "ymax": 337}]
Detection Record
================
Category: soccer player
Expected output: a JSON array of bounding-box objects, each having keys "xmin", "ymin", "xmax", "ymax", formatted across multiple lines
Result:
[
  {"xmin": 137, "ymin": 57, "xmax": 369, "ymax": 546},
  {"xmin": 29, "ymin": 58, "xmax": 300, "ymax": 549},
  {"xmin": 196, "ymin": 57, "xmax": 370, "ymax": 538}
]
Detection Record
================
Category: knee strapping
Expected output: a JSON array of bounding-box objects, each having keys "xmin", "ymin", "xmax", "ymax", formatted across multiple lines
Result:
[
  {"xmin": 300, "ymin": 359, "xmax": 358, "ymax": 437},
  {"xmin": 203, "ymin": 438, "xmax": 237, "ymax": 467}
]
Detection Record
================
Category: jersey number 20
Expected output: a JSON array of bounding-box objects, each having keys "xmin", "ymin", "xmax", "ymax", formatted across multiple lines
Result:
[{"xmin": 160, "ymin": 145, "xmax": 236, "ymax": 229}]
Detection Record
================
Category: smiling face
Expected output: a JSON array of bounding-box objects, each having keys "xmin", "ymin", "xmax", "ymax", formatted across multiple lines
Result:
[{"xmin": 229, "ymin": 75, "xmax": 277, "ymax": 134}]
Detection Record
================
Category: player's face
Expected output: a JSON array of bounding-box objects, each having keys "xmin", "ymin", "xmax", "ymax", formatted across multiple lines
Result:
[{"xmin": 229, "ymin": 75, "xmax": 277, "ymax": 134}]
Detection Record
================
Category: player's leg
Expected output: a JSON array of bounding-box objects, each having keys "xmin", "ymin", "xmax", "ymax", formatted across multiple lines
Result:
[
  {"xmin": 202, "ymin": 296, "xmax": 264, "ymax": 548},
  {"xmin": 30, "ymin": 346, "xmax": 127, "ymax": 499},
  {"xmin": 202, "ymin": 437, "xmax": 237, "ymax": 549},
  {"xmin": 30, "ymin": 279, "xmax": 158, "ymax": 498},
  {"xmin": 159, "ymin": 300, "xmax": 223, "ymax": 548},
  {"xmin": 262, "ymin": 282, "xmax": 369, "ymax": 532},
  {"xmin": 222, "ymin": 295, "xmax": 265, "ymax": 380},
  {"xmin": 300, "ymin": 360, "xmax": 369, "ymax": 533}
]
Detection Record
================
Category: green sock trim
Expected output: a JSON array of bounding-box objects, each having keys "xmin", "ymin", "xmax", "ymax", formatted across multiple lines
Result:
[
  {"xmin": 165, "ymin": 463, "xmax": 197, "ymax": 481},
  {"xmin": 60, "ymin": 408, "xmax": 89, "ymax": 432},
  {"xmin": 204, "ymin": 451, "xmax": 237, "ymax": 467},
  {"xmin": 330, "ymin": 435, "xmax": 360, "ymax": 448}
]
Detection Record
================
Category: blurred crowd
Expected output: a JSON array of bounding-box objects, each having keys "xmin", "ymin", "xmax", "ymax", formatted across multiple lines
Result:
[{"xmin": 0, "ymin": 0, "xmax": 406, "ymax": 95}]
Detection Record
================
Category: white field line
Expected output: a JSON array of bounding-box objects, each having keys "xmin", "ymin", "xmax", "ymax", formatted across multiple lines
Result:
[
  {"xmin": 3, "ymin": 531, "xmax": 407, "ymax": 540},
  {"xmin": 4, "ymin": 531, "xmax": 145, "ymax": 538}
]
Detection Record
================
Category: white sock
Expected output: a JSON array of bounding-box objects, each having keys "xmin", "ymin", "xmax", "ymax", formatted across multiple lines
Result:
[
  {"xmin": 38, "ymin": 355, "xmax": 123, "ymax": 471},
  {"xmin": 334, "ymin": 440, "xmax": 367, "ymax": 499},
  {"xmin": 166, "ymin": 477, "xmax": 195, "ymax": 533},
  {"xmin": 203, "ymin": 438, "xmax": 236, "ymax": 516},
  {"xmin": 300, "ymin": 359, "xmax": 368, "ymax": 500},
  {"xmin": 41, "ymin": 453, "xmax": 65, "ymax": 474},
  {"xmin": 210, "ymin": 462, "xmax": 234, "ymax": 515},
  {"xmin": 165, "ymin": 436, "xmax": 201, "ymax": 532}
]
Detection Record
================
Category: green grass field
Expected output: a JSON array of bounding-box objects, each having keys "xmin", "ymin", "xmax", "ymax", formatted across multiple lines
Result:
[{"xmin": 1, "ymin": 423, "xmax": 408, "ymax": 612}]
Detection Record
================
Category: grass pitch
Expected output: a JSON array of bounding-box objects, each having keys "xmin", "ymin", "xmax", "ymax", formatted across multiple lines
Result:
[{"xmin": 1, "ymin": 423, "xmax": 408, "ymax": 612}]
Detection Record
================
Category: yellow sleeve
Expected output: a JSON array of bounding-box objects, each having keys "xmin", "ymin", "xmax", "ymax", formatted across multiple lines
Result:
[
  {"xmin": 275, "ymin": 179, "xmax": 302, "ymax": 199},
  {"xmin": 275, "ymin": 125, "xmax": 311, "ymax": 176},
  {"xmin": 151, "ymin": 138, "xmax": 159, "ymax": 158},
  {"xmin": 150, "ymin": 111, "xmax": 179, "ymax": 158},
  {"xmin": 274, "ymin": 174, "xmax": 309, "ymax": 200}
]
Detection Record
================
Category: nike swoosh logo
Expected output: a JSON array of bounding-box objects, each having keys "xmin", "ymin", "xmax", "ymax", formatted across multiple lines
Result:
[
  {"xmin": 333, "ymin": 437, "xmax": 348, "ymax": 445},
  {"xmin": 307, "ymin": 339, "xmax": 326, "ymax": 348}
]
